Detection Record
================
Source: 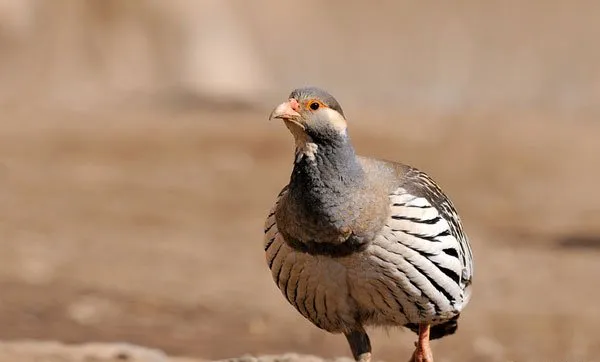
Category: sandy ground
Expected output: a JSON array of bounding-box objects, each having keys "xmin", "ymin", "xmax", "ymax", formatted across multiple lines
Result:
[
  {"xmin": 0, "ymin": 105, "xmax": 599, "ymax": 362},
  {"xmin": 0, "ymin": 341, "xmax": 355, "ymax": 362}
]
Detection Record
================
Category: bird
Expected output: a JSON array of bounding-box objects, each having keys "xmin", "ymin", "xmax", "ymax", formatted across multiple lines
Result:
[{"xmin": 263, "ymin": 87, "xmax": 473, "ymax": 362}]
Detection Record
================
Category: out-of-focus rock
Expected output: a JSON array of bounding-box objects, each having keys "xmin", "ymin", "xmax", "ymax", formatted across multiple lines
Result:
[
  {"xmin": 0, "ymin": 341, "xmax": 187, "ymax": 362},
  {"xmin": 0, "ymin": 341, "xmax": 355, "ymax": 362},
  {"xmin": 217, "ymin": 354, "xmax": 357, "ymax": 362}
]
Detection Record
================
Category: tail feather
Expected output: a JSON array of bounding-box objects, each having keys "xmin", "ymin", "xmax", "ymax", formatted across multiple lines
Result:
[{"xmin": 405, "ymin": 314, "xmax": 460, "ymax": 340}]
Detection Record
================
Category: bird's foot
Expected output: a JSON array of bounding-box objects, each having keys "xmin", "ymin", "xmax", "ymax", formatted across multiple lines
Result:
[{"xmin": 408, "ymin": 342, "xmax": 433, "ymax": 362}]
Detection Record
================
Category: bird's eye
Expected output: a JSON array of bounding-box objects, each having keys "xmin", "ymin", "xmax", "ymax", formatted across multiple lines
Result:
[{"xmin": 309, "ymin": 102, "xmax": 320, "ymax": 110}]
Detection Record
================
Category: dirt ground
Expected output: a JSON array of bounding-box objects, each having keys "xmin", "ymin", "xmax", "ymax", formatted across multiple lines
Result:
[{"xmin": 0, "ymin": 104, "xmax": 599, "ymax": 362}]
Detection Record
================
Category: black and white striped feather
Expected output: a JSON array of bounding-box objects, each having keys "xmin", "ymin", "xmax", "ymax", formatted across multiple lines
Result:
[{"xmin": 264, "ymin": 167, "xmax": 473, "ymax": 338}]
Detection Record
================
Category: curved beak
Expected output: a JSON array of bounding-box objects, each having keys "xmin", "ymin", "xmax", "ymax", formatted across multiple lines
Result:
[{"xmin": 269, "ymin": 98, "xmax": 301, "ymax": 122}]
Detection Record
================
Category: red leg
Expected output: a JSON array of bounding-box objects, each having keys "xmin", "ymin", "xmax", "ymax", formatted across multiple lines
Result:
[{"xmin": 408, "ymin": 323, "xmax": 434, "ymax": 362}]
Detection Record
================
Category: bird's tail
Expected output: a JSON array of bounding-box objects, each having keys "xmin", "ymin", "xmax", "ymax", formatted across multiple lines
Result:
[{"xmin": 405, "ymin": 314, "xmax": 460, "ymax": 340}]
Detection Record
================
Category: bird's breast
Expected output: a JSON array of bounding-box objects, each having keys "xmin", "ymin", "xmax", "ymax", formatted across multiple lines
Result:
[
  {"xmin": 275, "ymin": 185, "xmax": 389, "ymax": 257},
  {"xmin": 266, "ymin": 231, "xmax": 430, "ymax": 331}
]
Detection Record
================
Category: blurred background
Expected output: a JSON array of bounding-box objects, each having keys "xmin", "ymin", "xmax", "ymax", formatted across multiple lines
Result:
[{"xmin": 0, "ymin": 1, "xmax": 599, "ymax": 362}]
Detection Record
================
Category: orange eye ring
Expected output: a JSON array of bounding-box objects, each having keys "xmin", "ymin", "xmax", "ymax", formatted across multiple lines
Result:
[{"xmin": 306, "ymin": 100, "xmax": 325, "ymax": 111}]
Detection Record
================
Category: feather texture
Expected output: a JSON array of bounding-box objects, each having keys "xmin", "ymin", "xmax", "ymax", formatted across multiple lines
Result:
[
  {"xmin": 264, "ymin": 163, "xmax": 473, "ymax": 336},
  {"xmin": 265, "ymin": 87, "xmax": 473, "ymax": 361}
]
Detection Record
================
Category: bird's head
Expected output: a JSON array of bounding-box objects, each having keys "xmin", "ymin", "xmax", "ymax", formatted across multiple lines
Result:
[{"xmin": 269, "ymin": 87, "xmax": 348, "ymax": 145}]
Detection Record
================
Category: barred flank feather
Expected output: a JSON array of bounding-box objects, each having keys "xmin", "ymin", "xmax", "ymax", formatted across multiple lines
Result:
[{"xmin": 264, "ymin": 182, "xmax": 473, "ymax": 335}]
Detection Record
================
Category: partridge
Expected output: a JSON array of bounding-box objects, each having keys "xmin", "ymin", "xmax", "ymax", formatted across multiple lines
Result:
[{"xmin": 263, "ymin": 87, "xmax": 473, "ymax": 362}]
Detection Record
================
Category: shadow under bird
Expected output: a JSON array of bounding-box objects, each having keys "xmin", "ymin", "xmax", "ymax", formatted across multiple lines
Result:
[{"xmin": 263, "ymin": 87, "xmax": 474, "ymax": 362}]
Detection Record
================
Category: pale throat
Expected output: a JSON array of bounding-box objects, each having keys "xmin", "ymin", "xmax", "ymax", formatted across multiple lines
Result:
[
  {"xmin": 283, "ymin": 121, "xmax": 319, "ymax": 161},
  {"xmin": 285, "ymin": 108, "xmax": 348, "ymax": 162},
  {"xmin": 295, "ymin": 135, "xmax": 319, "ymax": 161}
]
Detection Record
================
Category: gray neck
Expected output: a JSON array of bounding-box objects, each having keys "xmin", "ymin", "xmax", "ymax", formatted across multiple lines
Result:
[
  {"xmin": 278, "ymin": 133, "xmax": 368, "ymax": 250},
  {"xmin": 289, "ymin": 136, "xmax": 364, "ymax": 197}
]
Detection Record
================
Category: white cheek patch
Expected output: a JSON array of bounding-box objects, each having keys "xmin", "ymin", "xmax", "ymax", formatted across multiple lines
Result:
[{"xmin": 322, "ymin": 107, "xmax": 348, "ymax": 134}]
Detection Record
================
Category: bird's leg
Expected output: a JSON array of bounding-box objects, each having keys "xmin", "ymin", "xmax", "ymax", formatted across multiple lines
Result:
[
  {"xmin": 345, "ymin": 329, "xmax": 372, "ymax": 362},
  {"xmin": 408, "ymin": 323, "xmax": 434, "ymax": 362}
]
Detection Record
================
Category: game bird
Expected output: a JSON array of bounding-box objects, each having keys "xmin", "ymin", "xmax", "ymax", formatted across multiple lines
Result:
[{"xmin": 263, "ymin": 87, "xmax": 473, "ymax": 362}]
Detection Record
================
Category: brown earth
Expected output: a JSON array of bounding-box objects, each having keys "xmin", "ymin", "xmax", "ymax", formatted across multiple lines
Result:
[
  {"xmin": 0, "ymin": 1, "xmax": 599, "ymax": 361},
  {"xmin": 0, "ymin": 104, "xmax": 598, "ymax": 362},
  {"xmin": 0, "ymin": 341, "xmax": 354, "ymax": 362}
]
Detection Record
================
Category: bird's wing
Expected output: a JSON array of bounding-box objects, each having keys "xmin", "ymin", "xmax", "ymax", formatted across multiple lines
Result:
[
  {"xmin": 264, "ymin": 186, "xmax": 288, "ymax": 251},
  {"xmin": 377, "ymin": 165, "xmax": 473, "ymax": 311}
]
